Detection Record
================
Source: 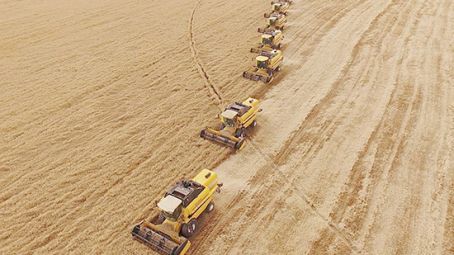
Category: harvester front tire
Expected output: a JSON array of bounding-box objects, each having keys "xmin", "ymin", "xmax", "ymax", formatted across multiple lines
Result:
[
  {"xmin": 181, "ymin": 224, "xmax": 189, "ymax": 237},
  {"xmin": 181, "ymin": 220, "xmax": 197, "ymax": 238},
  {"xmin": 157, "ymin": 213, "xmax": 166, "ymax": 224},
  {"xmin": 235, "ymin": 128, "xmax": 245, "ymax": 138},
  {"xmin": 235, "ymin": 140, "xmax": 245, "ymax": 150}
]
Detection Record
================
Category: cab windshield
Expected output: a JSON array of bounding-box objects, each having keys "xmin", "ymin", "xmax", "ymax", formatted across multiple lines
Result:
[
  {"xmin": 223, "ymin": 117, "xmax": 235, "ymax": 127},
  {"xmin": 162, "ymin": 205, "xmax": 182, "ymax": 221},
  {"xmin": 257, "ymin": 60, "xmax": 267, "ymax": 69},
  {"xmin": 262, "ymin": 37, "xmax": 272, "ymax": 44}
]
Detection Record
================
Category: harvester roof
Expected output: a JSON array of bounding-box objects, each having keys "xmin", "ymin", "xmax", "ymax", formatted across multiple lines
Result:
[
  {"xmin": 157, "ymin": 195, "xmax": 182, "ymax": 213},
  {"xmin": 166, "ymin": 180, "xmax": 205, "ymax": 207},
  {"xmin": 256, "ymin": 55, "xmax": 269, "ymax": 62},
  {"xmin": 262, "ymin": 34, "xmax": 273, "ymax": 39},
  {"xmin": 221, "ymin": 109, "xmax": 238, "ymax": 120}
]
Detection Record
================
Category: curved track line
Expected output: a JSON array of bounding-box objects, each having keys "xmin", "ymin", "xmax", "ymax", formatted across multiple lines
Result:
[{"xmin": 188, "ymin": 0, "xmax": 224, "ymax": 108}]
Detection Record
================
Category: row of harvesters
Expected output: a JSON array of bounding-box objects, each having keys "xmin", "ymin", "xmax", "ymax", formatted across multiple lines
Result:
[
  {"xmin": 243, "ymin": 0, "xmax": 292, "ymax": 83},
  {"xmin": 199, "ymin": 1, "xmax": 294, "ymax": 150},
  {"xmin": 131, "ymin": 1, "xmax": 294, "ymax": 255}
]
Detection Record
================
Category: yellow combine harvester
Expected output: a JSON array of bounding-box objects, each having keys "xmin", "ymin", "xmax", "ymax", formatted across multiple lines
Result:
[
  {"xmin": 243, "ymin": 50, "xmax": 283, "ymax": 83},
  {"xmin": 258, "ymin": 13, "xmax": 287, "ymax": 32},
  {"xmin": 250, "ymin": 29, "xmax": 283, "ymax": 53},
  {"xmin": 264, "ymin": 2, "xmax": 290, "ymax": 18},
  {"xmin": 200, "ymin": 98, "xmax": 261, "ymax": 150},
  {"xmin": 131, "ymin": 169, "xmax": 222, "ymax": 255}
]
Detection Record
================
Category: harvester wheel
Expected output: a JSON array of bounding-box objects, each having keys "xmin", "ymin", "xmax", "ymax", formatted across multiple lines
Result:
[
  {"xmin": 200, "ymin": 130, "xmax": 206, "ymax": 138},
  {"xmin": 157, "ymin": 213, "xmax": 166, "ymax": 224},
  {"xmin": 234, "ymin": 140, "xmax": 245, "ymax": 150},
  {"xmin": 207, "ymin": 202, "xmax": 215, "ymax": 213},
  {"xmin": 181, "ymin": 220, "xmax": 197, "ymax": 238},
  {"xmin": 235, "ymin": 128, "xmax": 245, "ymax": 138}
]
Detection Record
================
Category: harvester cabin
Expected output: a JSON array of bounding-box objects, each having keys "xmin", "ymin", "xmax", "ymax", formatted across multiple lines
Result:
[
  {"xmin": 226, "ymin": 102, "xmax": 251, "ymax": 117},
  {"xmin": 166, "ymin": 180, "xmax": 205, "ymax": 207}
]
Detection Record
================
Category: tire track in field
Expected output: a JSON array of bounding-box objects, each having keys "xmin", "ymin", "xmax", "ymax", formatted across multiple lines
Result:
[
  {"xmin": 446, "ymin": 108, "xmax": 454, "ymax": 253},
  {"xmin": 249, "ymin": 141, "xmax": 360, "ymax": 253},
  {"xmin": 308, "ymin": 0, "xmax": 435, "ymax": 252},
  {"xmin": 442, "ymin": 2, "xmax": 454, "ymax": 250},
  {"xmin": 192, "ymin": 137, "xmax": 360, "ymax": 254},
  {"xmin": 188, "ymin": 0, "xmax": 224, "ymax": 108},
  {"xmin": 382, "ymin": 2, "xmax": 446, "ymax": 252},
  {"xmin": 297, "ymin": 0, "xmax": 415, "ymax": 220}
]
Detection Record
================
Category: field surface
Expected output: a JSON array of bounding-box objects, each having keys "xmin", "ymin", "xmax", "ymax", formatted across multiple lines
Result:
[{"xmin": 0, "ymin": 0, "xmax": 453, "ymax": 254}]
